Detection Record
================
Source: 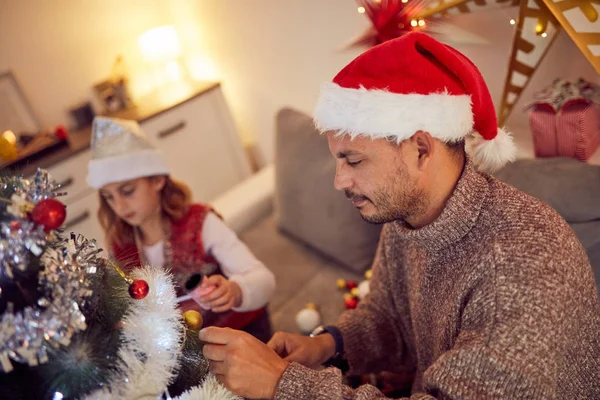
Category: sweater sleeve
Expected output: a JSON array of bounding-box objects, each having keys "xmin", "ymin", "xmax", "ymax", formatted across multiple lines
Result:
[
  {"xmin": 275, "ymin": 242, "xmax": 587, "ymax": 400},
  {"xmin": 201, "ymin": 212, "xmax": 276, "ymax": 312},
  {"xmin": 335, "ymin": 226, "xmax": 412, "ymax": 376},
  {"xmin": 394, "ymin": 246, "xmax": 578, "ymax": 400}
]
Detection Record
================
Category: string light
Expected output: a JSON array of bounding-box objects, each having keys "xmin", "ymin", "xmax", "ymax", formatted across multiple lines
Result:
[
  {"xmin": 541, "ymin": 32, "xmax": 548, "ymax": 38},
  {"xmin": 535, "ymin": 22, "xmax": 544, "ymax": 33},
  {"xmin": 509, "ymin": 19, "xmax": 516, "ymax": 25},
  {"xmin": 358, "ymin": 6, "xmax": 366, "ymax": 13},
  {"xmin": 411, "ymin": 19, "xmax": 418, "ymax": 27},
  {"xmin": 418, "ymin": 19, "xmax": 425, "ymax": 27},
  {"xmin": 402, "ymin": 0, "xmax": 409, "ymax": 3}
]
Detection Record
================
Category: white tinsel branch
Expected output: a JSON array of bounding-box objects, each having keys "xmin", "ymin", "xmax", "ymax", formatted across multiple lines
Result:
[
  {"xmin": 83, "ymin": 265, "xmax": 237, "ymax": 400},
  {"xmin": 174, "ymin": 375, "xmax": 241, "ymax": 400},
  {"xmin": 84, "ymin": 265, "xmax": 183, "ymax": 400}
]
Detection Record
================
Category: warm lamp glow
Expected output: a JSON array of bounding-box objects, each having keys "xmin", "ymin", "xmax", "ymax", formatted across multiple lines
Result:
[
  {"xmin": 138, "ymin": 26, "xmax": 182, "ymax": 63},
  {"xmin": 187, "ymin": 54, "xmax": 219, "ymax": 81}
]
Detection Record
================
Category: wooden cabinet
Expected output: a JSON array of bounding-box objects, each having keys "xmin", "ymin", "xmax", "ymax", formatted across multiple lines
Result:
[
  {"xmin": 28, "ymin": 82, "xmax": 251, "ymax": 251},
  {"xmin": 139, "ymin": 86, "xmax": 251, "ymax": 202}
]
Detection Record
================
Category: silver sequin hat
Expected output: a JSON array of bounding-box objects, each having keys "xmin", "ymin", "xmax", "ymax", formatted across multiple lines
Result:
[{"xmin": 86, "ymin": 117, "xmax": 170, "ymax": 188}]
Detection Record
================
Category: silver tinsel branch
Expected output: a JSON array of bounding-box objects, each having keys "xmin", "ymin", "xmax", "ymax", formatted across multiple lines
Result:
[
  {"xmin": 0, "ymin": 168, "xmax": 63, "ymax": 278},
  {"xmin": 0, "ymin": 233, "xmax": 102, "ymax": 372},
  {"xmin": 0, "ymin": 169, "xmax": 102, "ymax": 373}
]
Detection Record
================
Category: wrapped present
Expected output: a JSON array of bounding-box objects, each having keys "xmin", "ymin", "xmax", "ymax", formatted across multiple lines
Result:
[{"xmin": 526, "ymin": 79, "xmax": 600, "ymax": 161}]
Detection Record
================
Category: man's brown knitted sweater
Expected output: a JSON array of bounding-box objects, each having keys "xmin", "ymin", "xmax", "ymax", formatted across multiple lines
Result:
[{"xmin": 275, "ymin": 161, "xmax": 600, "ymax": 399}]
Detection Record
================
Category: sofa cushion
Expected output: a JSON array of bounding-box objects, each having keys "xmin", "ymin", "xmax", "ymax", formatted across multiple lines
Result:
[
  {"xmin": 494, "ymin": 158, "xmax": 600, "ymax": 223},
  {"xmin": 274, "ymin": 108, "xmax": 382, "ymax": 272}
]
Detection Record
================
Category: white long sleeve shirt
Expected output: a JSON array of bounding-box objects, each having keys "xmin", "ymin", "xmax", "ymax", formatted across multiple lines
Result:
[{"xmin": 143, "ymin": 212, "xmax": 275, "ymax": 312}]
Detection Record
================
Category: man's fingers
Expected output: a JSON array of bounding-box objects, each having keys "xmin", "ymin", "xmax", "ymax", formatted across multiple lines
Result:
[
  {"xmin": 203, "ymin": 343, "xmax": 227, "ymax": 361},
  {"xmin": 267, "ymin": 333, "xmax": 287, "ymax": 356},
  {"xmin": 208, "ymin": 360, "xmax": 226, "ymax": 375},
  {"xmin": 199, "ymin": 326, "xmax": 236, "ymax": 344}
]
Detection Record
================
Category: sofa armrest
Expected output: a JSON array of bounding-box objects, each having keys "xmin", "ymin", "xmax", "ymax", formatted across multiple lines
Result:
[{"xmin": 212, "ymin": 164, "xmax": 275, "ymax": 234}]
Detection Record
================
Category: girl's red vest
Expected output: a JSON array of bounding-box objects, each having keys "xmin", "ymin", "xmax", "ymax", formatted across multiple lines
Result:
[{"xmin": 112, "ymin": 204, "xmax": 265, "ymax": 330}]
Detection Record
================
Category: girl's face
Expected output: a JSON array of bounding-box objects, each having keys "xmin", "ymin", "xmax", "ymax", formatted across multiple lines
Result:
[{"xmin": 99, "ymin": 177, "xmax": 165, "ymax": 227}]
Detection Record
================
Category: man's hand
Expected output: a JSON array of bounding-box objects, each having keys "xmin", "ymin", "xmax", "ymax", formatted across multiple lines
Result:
[
  {"xmin": 200, "ymin": 327, "xmax": 289, "ymax": 399},
  {"xmin": 194, "ymin": 275, "xmax": 242, "ymax": 312},
  {"xmin": 267, "ymin": 331, "xmax": 336, "ymax": 369}
]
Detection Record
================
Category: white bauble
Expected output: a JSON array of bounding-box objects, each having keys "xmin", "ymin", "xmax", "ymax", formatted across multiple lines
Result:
[
  {"xmin": 295, "ymin": 307, "xmax": 321, "ymax": 333},
  {"xmin": 358, "ymin": 280, "xmax": 370, "ymax": 300}
]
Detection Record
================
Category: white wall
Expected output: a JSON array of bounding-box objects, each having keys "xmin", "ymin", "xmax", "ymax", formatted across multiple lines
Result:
[
  {"xmin": 1, "ymin": 0, "xmax": 598, "ymax": 167},
  {"xmin": 0, "ymin": 0, "xmax": 175, "ymax": 128}
]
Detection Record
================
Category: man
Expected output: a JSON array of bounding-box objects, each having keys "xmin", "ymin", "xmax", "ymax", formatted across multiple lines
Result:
[{"xmin": 200, "ymin": 32, "xmax": 600, "ymax": 399}]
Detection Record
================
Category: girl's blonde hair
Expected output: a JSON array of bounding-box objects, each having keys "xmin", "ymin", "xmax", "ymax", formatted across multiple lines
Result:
[{"xmin": 98, "ymin": 176, "xmax": 192, "ymax": 248}]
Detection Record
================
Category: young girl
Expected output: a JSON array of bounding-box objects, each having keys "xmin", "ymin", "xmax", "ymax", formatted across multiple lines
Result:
[{"xmin": 86, "ymin": 116, "xmax": 275, "ymax": 342}]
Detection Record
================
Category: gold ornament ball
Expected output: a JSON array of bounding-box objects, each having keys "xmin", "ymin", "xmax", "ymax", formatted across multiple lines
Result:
[
  {"xmin": 336, "ymin": 278, "xmax": 347, "ymax": 289},
  {"xmin": 183, "ymin": 310, "xmax": 204, "ymax": 330},
  {"xmin": 350, "ymin": 287, "xmax": 360, "ymax": 297},
  {"xmin": 364, "ymin": 269, "xmax": 373, "ymax": 280},
  {"xmin": 343, "ymin": 292, "xmax": 354, "ymax": 300},
  {"xmin": 0, "ymin": 133, "xmax": 17, "ymax": 162}
]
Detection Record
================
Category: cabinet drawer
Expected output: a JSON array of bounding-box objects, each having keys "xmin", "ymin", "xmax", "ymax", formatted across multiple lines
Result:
[
  {"xmin": 141, "ymin": 88, "xmax": 251, "ymax": 203},
  {"xmin": 62, "ymin": 192, "xmax": 106, "ymax": 252},
  {"xmin": 32, "ymin": 150, "xmax": 94, "ymax": 205}
]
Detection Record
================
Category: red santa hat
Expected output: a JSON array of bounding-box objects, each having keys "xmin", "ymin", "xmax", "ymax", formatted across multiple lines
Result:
[{"xmin": 313, "ymin": 32, "xmax": 515, "ymax": 172}]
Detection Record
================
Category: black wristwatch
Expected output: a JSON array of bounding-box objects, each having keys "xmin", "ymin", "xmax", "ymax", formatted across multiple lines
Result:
[{"xmin": 310, "ymin": 325, "xmax": 348, "ymax": 371}]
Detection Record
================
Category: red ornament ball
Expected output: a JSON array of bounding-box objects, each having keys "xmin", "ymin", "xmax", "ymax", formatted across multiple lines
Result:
[
  {"xmin": 54, "ymin": 125, "xmax": 68, "ymax": 140},
  {"xmin": 31, "ymin": 199, "xmax": 67, "ymax": 232},
  {"xmin": 128, "ymin": 279, "xmax": 149, "ymax": 300},
  {"xmin": 9, "ymin": 221, "xmax": 21, "ymax": 231},
  {"xmin": 346, "ymin": 280, "xmax": 358, "ymax": 290},
  {"xmin": 344, "ymin": 297, "xmax": 359, "ymax": 309}
]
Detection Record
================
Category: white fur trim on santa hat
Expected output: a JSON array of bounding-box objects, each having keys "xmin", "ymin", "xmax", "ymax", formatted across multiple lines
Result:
[
  {"xmin": 87, "ymin": 149, "xmax": 170, "ymax": 188},
  {"xmin": 466, "ymin": 128, "xmax": 516, "ymax": 173},
  {"xmin": 313, "ymin": 82, "xmax": 474, "ymax": 142}
]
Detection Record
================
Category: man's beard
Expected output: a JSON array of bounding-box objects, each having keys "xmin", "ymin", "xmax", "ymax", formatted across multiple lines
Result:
[{"xmin": 345, "ymin": 177, "xmax": 426, "ymax": 225}]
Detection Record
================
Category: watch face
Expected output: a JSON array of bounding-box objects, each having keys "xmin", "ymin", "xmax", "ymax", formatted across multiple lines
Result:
[{"xmin": 309, "ymin": 326, "xmax": 325, "ymax": 337}]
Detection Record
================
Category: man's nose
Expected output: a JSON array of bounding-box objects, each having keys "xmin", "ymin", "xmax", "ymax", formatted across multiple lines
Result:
[{"xmin": 333, "ymin": 164, "xmax": 351, "ymax": 191}]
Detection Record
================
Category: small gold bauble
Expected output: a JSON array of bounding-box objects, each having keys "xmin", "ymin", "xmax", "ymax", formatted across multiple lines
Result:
[
  {"xmin": 305, "ymin": 303, "xmax": 318, "ymax": 311},
  {"xmin": 336, "ymin": 279, "xmax": 347, "ymax": 289},
  {"xmin": 183, "ymin": 310, "xmax": 204, "ymax": 330},
  {"xmin": 350, "ymin": 287, "xmax": 360, "ymax": 297},
  {"xmin": 364, "ymin": 269, "xmax": 373, "ymax": 280},
  {"xmin": 343, "ymin": 292, "xmax": 354, "ymax": 300}
]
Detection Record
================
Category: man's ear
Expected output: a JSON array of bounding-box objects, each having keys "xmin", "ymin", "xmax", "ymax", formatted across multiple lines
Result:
[{"xmin": 411, "ymin": 131, "xmax": 435, "ymax": 171}]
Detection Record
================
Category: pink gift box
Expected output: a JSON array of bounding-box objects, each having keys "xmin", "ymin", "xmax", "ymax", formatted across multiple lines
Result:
[{"xmin": 529, "ymin": 100, "xmax": 600, "ymax": 161}]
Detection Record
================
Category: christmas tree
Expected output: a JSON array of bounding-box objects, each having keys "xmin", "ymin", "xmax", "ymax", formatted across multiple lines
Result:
[{"xmin": 0, "ymin": 169, "xmax": 238, "ymax": 400}]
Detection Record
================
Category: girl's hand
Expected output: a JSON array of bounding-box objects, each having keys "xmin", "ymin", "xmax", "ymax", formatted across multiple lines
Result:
[{"xmin": 196, "ymin": 275, "xmax": 242, "ymax": 313}]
